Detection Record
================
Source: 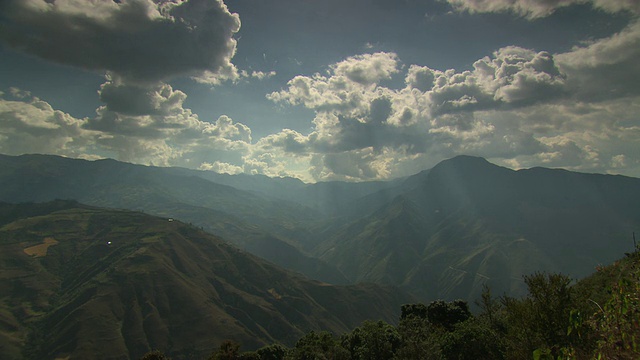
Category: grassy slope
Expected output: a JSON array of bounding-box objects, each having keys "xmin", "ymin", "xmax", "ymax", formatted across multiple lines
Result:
[{"xmin": 0, "ymin": 201, "xmax": 411, "ymax": 360}]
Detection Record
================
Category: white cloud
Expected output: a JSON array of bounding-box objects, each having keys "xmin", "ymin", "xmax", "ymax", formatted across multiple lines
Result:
[
  {"xmin": 330, "ymin": 52, "xmax": 400, "ymax": 86},
  {"xmin": 199, "ymin": 161, "xmax": 244, "ymax": 175},
  {"xmin": 3, "ymin": 1, "xmax": 640, "ymax": 182},
  {"xmin": 0, "ymin": 84, "xmax": 254, "ymax": 170},
  {"xmin": 261, "ymin": 30, "xmax": 640, "ymax": 181},
  {"xmin": 0, "ymin": 90, "xmax": 94, "ymax": 157}
]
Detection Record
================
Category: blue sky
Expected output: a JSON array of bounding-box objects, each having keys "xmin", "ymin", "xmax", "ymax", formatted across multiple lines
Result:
[{"xmin": 1, "ymin": 0, "xmax": 639, "ymax": 182}]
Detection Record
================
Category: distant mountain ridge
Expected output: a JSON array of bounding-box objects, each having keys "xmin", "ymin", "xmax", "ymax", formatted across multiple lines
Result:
[
  {"xmin": 0, "ymin": 153, "xmax": 348, "ymax": 284},
  {"xmin": 314, "ymin": 155, "xmax": 640, "ymax": 301},
  {"xmin": 0, "ymin": 201, "xmax": 411, "ymax": 360},
  {"xmin": 1, "ymin": 153, "xmax": 639, "ymax": 305}
]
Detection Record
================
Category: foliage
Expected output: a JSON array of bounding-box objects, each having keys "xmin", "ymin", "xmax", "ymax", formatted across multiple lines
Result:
[
  {"xmin": 286, "ymin": 331, "xmax": 349, "ymax": 360},
  {"xmin": 440, "ymin": 318, "xmax": 504, "ymax": 360},
  {"xmin": 590, "ymin": 253, "xmax": 640, "ymax": 359},
  {"xmin": 139, "ymin": 350, "xmax": 172, "ymax": 360},
  {"xmin": 208, "ymin": 340, "xmax": 242, "ymax": 360},
  {"xmin": 500, "ymin": 272, "xmax": 578, "ymax": 359},
  {"xmin": 106, "ymin": 253, "xmax": 640, "ymax": 360},
  {"xmin": 427, "ymin": 299, "xmax": 472, "ymax": 331},
  {"xmin": 341, "ymin": 320, "xmax": 400, "ymax": 360},
  {"xmin": 256, "ymin": 344, "xmax": 288, "ymax": 360},
  {"xmin": 395, "ymin": 314, "xmax": 442, "ymax": 360}
]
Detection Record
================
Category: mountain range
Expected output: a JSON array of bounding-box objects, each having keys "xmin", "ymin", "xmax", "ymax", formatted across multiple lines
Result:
[
  {"xmin": 1, "ymin": 153, "xmax": 639, "ymax": 305},
  {"xmin": 0, "ymin": 201, "xmax": 410, "ymax": 359}
]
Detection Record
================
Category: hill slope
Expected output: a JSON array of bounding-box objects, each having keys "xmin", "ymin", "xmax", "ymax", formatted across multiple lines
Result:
[
  {"xmin": 0, "ymin": 154, "xmax": 346, "ymax": 284},
  {"xmin": 0, "ymin": 201, "xmax": 410, "ymax": 360},
  {"xmin": 316, "ymin": 156, "xmax": 640, "ymax": 301}
]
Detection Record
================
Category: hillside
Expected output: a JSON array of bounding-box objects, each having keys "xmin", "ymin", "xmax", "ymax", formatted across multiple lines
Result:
[
  {"xmin": 315, "ymin": 156, "xmax": 640, "ymax": 301},
  {"xmin": 1, "ymin": 153, "xmax": 639, "ymax": 306},
  {"xmin": 0, "ymin": 201, "xmax": 411, "ymax": 360},
  {"xmin": 0, "ymin": 154, "xmax": 345, "ymax": 284}
]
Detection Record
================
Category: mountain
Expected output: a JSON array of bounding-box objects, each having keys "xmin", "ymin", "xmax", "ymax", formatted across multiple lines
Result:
[
  {"xmin": 0, "ymin": 201, "xmax": 411, "ymax": 360},
  {"xmin": 1, "ymin": 153, "xmax": 639, "ymax": 306},
  {"xmin": 0, "ymin": 154, "xmax": 346, "ymax": 284},
  {"xmin": 314, "ymin": 155, "xmax": 640, "ymax": 302}
]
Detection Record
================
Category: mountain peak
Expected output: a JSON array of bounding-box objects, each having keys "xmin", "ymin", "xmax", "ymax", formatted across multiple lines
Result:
[{"xmin": 435, "ymin": 155, "xmax": 490, "ymax": 168}]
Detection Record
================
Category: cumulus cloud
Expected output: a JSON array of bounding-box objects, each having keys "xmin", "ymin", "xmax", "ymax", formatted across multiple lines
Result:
[
  {"xmin": 0, "ymin": 89, "xmax": 94, "ymax": 157},
  {"xmin": 199, "ymin": 161, "xmax": 244, "ymax": 175},
  {"xmin": 0, "ymin": 82, "xmax": 254, "ymax": 169},
  {"xmin": 445, "ymin": 0, "xmax": 640, "ymax": 19},
  {"xmin": 3, "ymin": 1, "xmax": 640, "ymax": 181},
  {"xmin": 263, "ymin": 49, "xmax": 570, "ymax": 180},
  {"xmin": 267, "ymin": 52, "xmax": 400, "ymax": 115},
  {"xmin": 0, "ymin": 0, "xmax": 241, "ymax": 84},
  {"xmin": 261, "ymin": 33, "xmax": 640, "ymax": 181}
]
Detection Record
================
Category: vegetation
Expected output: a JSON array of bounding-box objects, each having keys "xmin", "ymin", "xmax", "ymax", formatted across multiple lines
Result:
[
  {"xmin": 142, "ymin": 250, "xmax": 640, "ymax": 360},
  {"xmin": 0, "ymin": 201, "xmax": 409, "ymax": 360}
]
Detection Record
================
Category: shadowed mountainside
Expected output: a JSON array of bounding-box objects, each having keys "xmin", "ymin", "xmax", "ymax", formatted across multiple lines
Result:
[
  {"xmin": 315, "ymin": 156, "xmax": 640, "ymax": 302},
  {"xmin": 0, "ymin": 201, "xmax": 411, "ymax": 360},
  {"xmin": 0, "ymin": 154, "xmax": 347, "ymax": 284}
]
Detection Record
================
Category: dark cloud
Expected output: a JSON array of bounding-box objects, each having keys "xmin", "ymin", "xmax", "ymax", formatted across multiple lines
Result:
[
  {"xmin": 0, "ymin": 0, "xmax": 240, "ymax": 84},
  {"xmin": 557, "ymin": 20, "xmax": 640, "ymax": 101},
  {"xmin": 98, "ymin": 79, "xmax": 188, "ymax": 116},
  {"xmin": 445, "ymin": 0, "xmax": 640, "ymax": 19}
]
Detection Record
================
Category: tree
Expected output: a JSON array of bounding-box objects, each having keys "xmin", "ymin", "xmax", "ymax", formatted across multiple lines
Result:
[
  {"xmin": 341, "ymin": 320, "xmax": 400, "ymax": 360},
  {"xmin": 256, "ymin": 343, "xmax": 288, "ymax": 360},
  {"xmin": 208, "ymin": 340, "xmax": 241, "ymax": 360},
  {"xmin": 396, "ymin": 308, "xmax": 442, "ymax": 360},
  {"xmin": 427, "ymin": 300, "xmax": 471, "ymax": 331},
  {"xmin": 139, "ymin": 350, "xmax": 171, "ymax": 360},
  {"xmin": 288, "ymin": 331, "xmax": 348, "ymax": 360},
  {"xmin": 591, "ymin": 260, "xmax": 640, "ymax": 359},
  {"xmin": 439, "ymin": 318, "xmax": 504, "ymax": 360},
  {"xmin": 400, "ymin": 303, "xmax": 428, "ymax": 321},
  {"xmin": 501, "ymin": 272, "xmax": 576, "ymax": 359}
]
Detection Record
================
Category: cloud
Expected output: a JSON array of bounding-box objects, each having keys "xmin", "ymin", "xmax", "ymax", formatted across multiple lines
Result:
[
  {"xmin": 263, "ymin": 49, "xmax": 569, "ymax": 180},
  {"xmin": 261, "ymin": 31, "xmax": 640, "ymax": 181},
  {"xmin": 330, "ymin": 52, "xmax": 400, "ymax": 86},
  {"xmin": 3, "ymin": 1, "xmax": 640, "ymax": 182},
  {"xmin": 556, "ymin": 20, "xmax": 640, "ymax": 101},
  {"xmin": 0, "ymin": 89, "xmax": 94, "ymax": 157},
  {"xmin": 98, "ymin": 77, "xmax": 188, "ymax": 117},
  {"xmin": 0, "ymin": 83, "xmax": 253, "ymax": 169},
  {"xmin": 0, "ymin": 0, "xmax": 241, "ymax": 84},
  {"xmin": 266, "ymin": 52, "xmax": 400, "ymax": 115},
  {"xmin": 199, "ymin": 161, "xmax": 244, "ymax": 175},
  {"xmin": 444, "ymin": 0, "xmax": 640, "ymax": 19}
]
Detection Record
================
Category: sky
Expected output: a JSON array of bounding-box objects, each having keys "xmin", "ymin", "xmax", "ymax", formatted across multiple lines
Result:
[{"xmin": 0, "ymin": 0, "xmax": 639, "ymax": 182}]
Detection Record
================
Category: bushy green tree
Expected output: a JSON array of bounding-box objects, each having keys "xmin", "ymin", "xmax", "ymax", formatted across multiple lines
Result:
[
  {"xmin": 591, "ymin": 258, "xmax": 640, "ymax": 359},
  {"xmin": 427, "ymin": 300, "xmax": 472, "ymax": 331},
  {"xmin": 287, "ymin": 331, "xmax": 348, "ymax": 360},
  {"xmin": 139, "ymin": 350, "xmax": 171, "ymax": 360},
  {"xmin": 501, "ymin": 273, "xmax": 576, "ymax": 359},
  {"xmin": 208, "ymin": 340, "xmax": 242, "ymax": 360},
  {"xmin": 395, "ymin": 306, "xmax": 442, "ymax": 360},
  {"xmin": 440, "ymin": 317, "xmax": 504, "ymax": 360},
  {"xmin": 341, "ymin": 320, "xmax": 400, "ymax": 360},
  {"xmin": 256, "ymin": 343, "xmax": 288, "ymax": 360}
]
